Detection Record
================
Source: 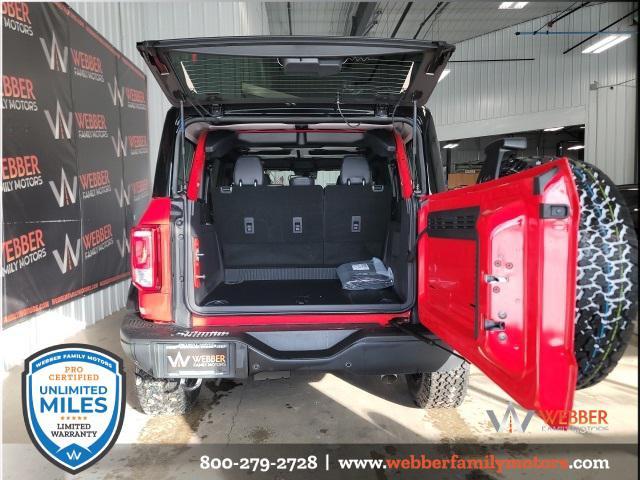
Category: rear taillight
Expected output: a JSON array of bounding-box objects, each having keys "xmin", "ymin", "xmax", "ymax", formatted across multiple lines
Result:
[{"xmin": 131, "ymin": 226, "xmax": 161, "ymax": 291}]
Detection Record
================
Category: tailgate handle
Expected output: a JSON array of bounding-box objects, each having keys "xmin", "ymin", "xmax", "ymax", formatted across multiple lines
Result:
[{"xmin": 540, "ymin": 204, "xmax": 569, "ymax": 219}]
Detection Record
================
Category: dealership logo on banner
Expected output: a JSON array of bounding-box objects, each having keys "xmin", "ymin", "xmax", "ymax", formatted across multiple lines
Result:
[
  {"xmin": 80, "ymin": 169, "xmax": 111, "ymax": 200},
  {"xmin": 107, "ymin": 77, "xmax": 146, "ymax": 110},
  {"xmin": 127, "ymin": 135, "xmax": 149, "ymax": 156},
  {"xmin": 116, "ymin": 230, "xmax": 129, "ymax": 258},
  {"xmin": 2, "ymin": 3, "xmax": 149, "ymax": 325},
  {"xmin": 125, "ymin": 86, "xmax": 146, "ymax": 110},
  {"xmin": 40, "ymin": 33, "xmax": 68, "ymax": 73},
  {"xmin": 2, "ymin": 2, "xmax": 34, "ymax": 36},
  {"xmin": 52, "ymin": 235, "xmax": 81, "ymax": 274},
  {"xmin": 3, "ymin": 154, "xmax": 44, "ymax": 193},
  {"xmin": 113, "ymin": 179, "xmax": 130, "ymax": 208},
  {"xmin": 130, "ymin": 178, "xmax": 150, "ymax": 203},
  {"xmin": 48, "ymin": 168, "xmax": 78, "ymax": 207},
  {"xmin": 2, "ymin": 75, "xmax": 38, "ymax": 111},
  {"xmin": 75, "ymin": 112, "xmax": 108, "ymax": 139},
  {"xmin": 2, "ymin": 228, "xmax": 47, "ymax": 276},
  {"xmin": 22, "ymin": 344, "xmax": 125, "ymax": 473},
  {"xmin": 114, "ymin": 179, "xmax": 150, "ymax": 208},
  {"xmin": 111, "ymin": 129, "xmax": 127, "ymax": 157},
  {"xmin": 71, "ymin": 48, "xmax": 104, "ymax": 82},
  {"xmin": 107, "ymin": 77, "xmax": 124, "ymax": 107},
  {"xmin": 44, "ymin": 100, "xmax": 73, "ymax": 139},
  {"xmin": 83, "ymin": 224, "xmax": 114, "ymax": 259}
]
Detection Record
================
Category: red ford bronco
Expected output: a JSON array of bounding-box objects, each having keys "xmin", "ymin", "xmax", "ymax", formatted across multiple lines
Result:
[{"xmin": 122, "ymin": 37, "xmax": 637, "ymax": 420}]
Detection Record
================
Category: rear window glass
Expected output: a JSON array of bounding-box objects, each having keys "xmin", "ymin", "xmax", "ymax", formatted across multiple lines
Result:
[
  {"xmin": 266, "ymin": 170, "xmax": 340, "ymax": 187},
  {"xmin": 267, "ymin": 170, "xmax": 294, "ymax": 185},
  {"xmin": 169, "ymin": 52, "xmax": 419, "ymax": 103},
  {"xmin": 315, "ymin": 170, "xmax": 340, "ymax": 187}
]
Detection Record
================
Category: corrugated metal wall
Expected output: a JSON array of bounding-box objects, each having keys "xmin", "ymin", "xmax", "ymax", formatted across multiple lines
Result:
[
  {"xmin": 2, "ymin": 2, "xmax": 269, "ymax": 370},
  {"xmin": 428, "ymin": 2, "xmax": 637, "ymax": 184}
]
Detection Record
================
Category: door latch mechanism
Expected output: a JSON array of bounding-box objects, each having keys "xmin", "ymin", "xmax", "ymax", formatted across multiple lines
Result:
[
  {"xmin": 485, "ymin": 274, "xmax": 508, "ymax": 283},
  {"xmin": 484, "ymin": 319, "xmax": 505, "ymax": 331}
]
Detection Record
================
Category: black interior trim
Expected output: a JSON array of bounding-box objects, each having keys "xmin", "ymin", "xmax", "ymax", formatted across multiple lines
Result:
[
  {"xmin": 426, "ymin": 206, "xmax": 479, "ymax": 240},
  {"xmin": 533, "ymin": 166, "xmax": 559, "ymax": 195}
]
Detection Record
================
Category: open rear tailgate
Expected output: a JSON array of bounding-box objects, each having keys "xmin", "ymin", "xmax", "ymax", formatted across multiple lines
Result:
[{"xmin": 137, "ymin": 36, "xmax": 454, "ymax": 108}]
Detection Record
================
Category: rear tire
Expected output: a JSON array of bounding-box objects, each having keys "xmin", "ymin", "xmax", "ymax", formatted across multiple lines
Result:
[
  {"xmin": 405, "ymin": 362, "xmax": 469, "ymax": 408},
  {"xmin": 135, "ymin": 368, "xmax": 201, "ymax": 416}
]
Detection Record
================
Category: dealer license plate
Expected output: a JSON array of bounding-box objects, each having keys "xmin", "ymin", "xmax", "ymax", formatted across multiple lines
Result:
[{"xmin": 164, "ymin": 343, "xmax": 231, "ymax": 377}]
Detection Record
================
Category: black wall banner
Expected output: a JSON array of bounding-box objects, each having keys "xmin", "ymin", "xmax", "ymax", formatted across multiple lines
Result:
[{"xmin": 2, "ymin": 3, "xmax": 150, "ymax": 325}]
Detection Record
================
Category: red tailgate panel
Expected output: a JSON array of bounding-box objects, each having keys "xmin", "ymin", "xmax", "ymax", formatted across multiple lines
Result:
[{"xmin": 418, "ymin": 159, "xmax": 579, "ymax": 418}]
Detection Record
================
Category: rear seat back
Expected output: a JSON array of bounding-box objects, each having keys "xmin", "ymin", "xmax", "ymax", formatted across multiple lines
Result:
[
  {"xmin": 213, "ymin": 156, "xmax": 323, "ymax": 267},
  {"xmin": 213, "ymin": 155, "xmax": 391, "ymax": 268},
  {"xmin": 323, "ymin": 156, "xmax": 391, "ymax": 265}
]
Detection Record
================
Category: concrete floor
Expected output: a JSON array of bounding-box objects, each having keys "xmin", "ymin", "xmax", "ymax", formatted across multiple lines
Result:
[{"xmin": 2, "ymin": 310, "xmax": 638, "ymax": 479}]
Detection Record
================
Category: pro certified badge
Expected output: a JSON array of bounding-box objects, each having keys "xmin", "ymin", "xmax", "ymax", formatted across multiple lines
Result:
[{"xmin": 22, "ymin": 344, "xmax": 125, "ymax": 473}]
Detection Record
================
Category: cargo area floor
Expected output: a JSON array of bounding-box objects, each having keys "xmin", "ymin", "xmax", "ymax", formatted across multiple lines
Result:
[{"xmin": 200, "ymin": 280, "xmax": 401, "ymax": 307}]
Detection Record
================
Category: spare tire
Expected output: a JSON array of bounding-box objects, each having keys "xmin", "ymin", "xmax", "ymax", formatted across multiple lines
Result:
[
  {"xmin": 569, "ymin": 161, "xmax": 637, "ymax": 388},
  {"xmin": 494, "ymin": 158, "xmax": 637, "ymax": 388}
]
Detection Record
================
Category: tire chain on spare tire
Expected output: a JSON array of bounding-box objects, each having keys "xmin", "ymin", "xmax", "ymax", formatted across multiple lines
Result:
[
  {"xmin": 135, "ymin": 368, "xmax": 201, "ymax": 416},
  {"xmin": 569, "ymin": 160, "xmax": 637, "ymax": 389},
  {"xmin": 497, "ymin": 158, "xmax": 637, "ymax": 389},
  {"xmin": 406, "ymin": 362, "xmax": 470, "ymax": 408}
]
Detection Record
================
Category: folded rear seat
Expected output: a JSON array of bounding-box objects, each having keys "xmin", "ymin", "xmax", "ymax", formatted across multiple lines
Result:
[
  {"xmin": 323, "ymin": 156, "xmax": 392, "ymax": 265},
  {"xmin": 213, "ymin": 156, "xmax": 324, "ymax": 267}
]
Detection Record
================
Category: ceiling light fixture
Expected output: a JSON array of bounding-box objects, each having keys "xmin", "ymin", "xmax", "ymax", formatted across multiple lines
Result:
[
  {"xmin": 567, "ymin": 145, "xmax": 585, "ymax": 150},
  {"xmin": 443, "ymin": 143, "xmax": 459, "ymax": 149},
  {"xmin": 438, "ymin": 69, "xmax": 451, "ymax": 83},
  {"xmin": 543, "ymin": 127, "xmax": 564, "ymax": 132},
  {"xmin": 582, "ymin": 34, "xmax": 631, "ymax": 54},
  {"xmin": 499, "ymin": 2, "xmax": 528, "ymax": 9}
]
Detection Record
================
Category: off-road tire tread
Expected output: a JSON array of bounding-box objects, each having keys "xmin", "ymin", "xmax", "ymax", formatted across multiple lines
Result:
[
  {"xmin": 135, "ymin": 368, "xmax": 201, "ymax": 416},
  {"xmin": 570, "ymin": 161, "xmax": 638, "ymax": 389},
  {"xmin": 406, "ymin": 362, "xmax": 470, "ymax": 408},
  {"xmin": 496, "ymin": 159, "xmax": 637, "ymax": 389}
]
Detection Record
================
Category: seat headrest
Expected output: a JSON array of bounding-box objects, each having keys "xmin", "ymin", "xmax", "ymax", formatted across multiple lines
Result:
[
  {"xmin": 340, "ymin": 155, "xmax": 371, "ymax": 185},
  {"xmin": 233, "ymin": 156, "xmax": 263, "ymax": 186},
  {"xmin": 289, "ymin": 176, "xmax": 315, "ymax": 186}
]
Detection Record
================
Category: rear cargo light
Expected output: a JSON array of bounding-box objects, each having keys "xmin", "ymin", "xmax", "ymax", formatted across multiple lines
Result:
[{"xmin": 131, "ymin": 226, "xmax": 161, "ymax": 291}]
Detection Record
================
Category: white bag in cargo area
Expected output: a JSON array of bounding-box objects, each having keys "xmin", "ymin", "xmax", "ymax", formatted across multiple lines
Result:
[{"xmin": 337, "ymin": 257, "xmax": 394, "ymax": 290}]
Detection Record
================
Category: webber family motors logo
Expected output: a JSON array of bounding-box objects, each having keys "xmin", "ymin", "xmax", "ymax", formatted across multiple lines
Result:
[
  {"xmin": 486, "ymin": 403, "xmax": 609, "ymax": 434},
  {"xmin": 107, "ymin": 76, "xmax": 146, "ymax": 110},
  {"xmin": 22, "ymin": 344, "xmax": 125, "ymax": 473},
  {"xmin": 2, "ymin": 227, "xmax": 125, "ymax": 277},
  {"xmin": 51, "ymin": 224, "xmax": 128, "ymax": 275},
  {"xmin": 2, "ymin": 157, "xmax": 116, "ymax": 204},
  {"xmin": 44, "ymin": 103, "xmax": 109, "ymax": 140},
  {"xmin": 40, "ymin": 31, "xmax": 105, "ymax": 82},
  {"xmin": 111, "ymin": 129, "xmax": 149, "ymax": 157}
]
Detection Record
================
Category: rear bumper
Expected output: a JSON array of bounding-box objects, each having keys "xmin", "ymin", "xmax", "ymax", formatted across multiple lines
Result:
[{"xmin": 120, "ymin": 313, "xmax": 464, "ymax": 379}]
